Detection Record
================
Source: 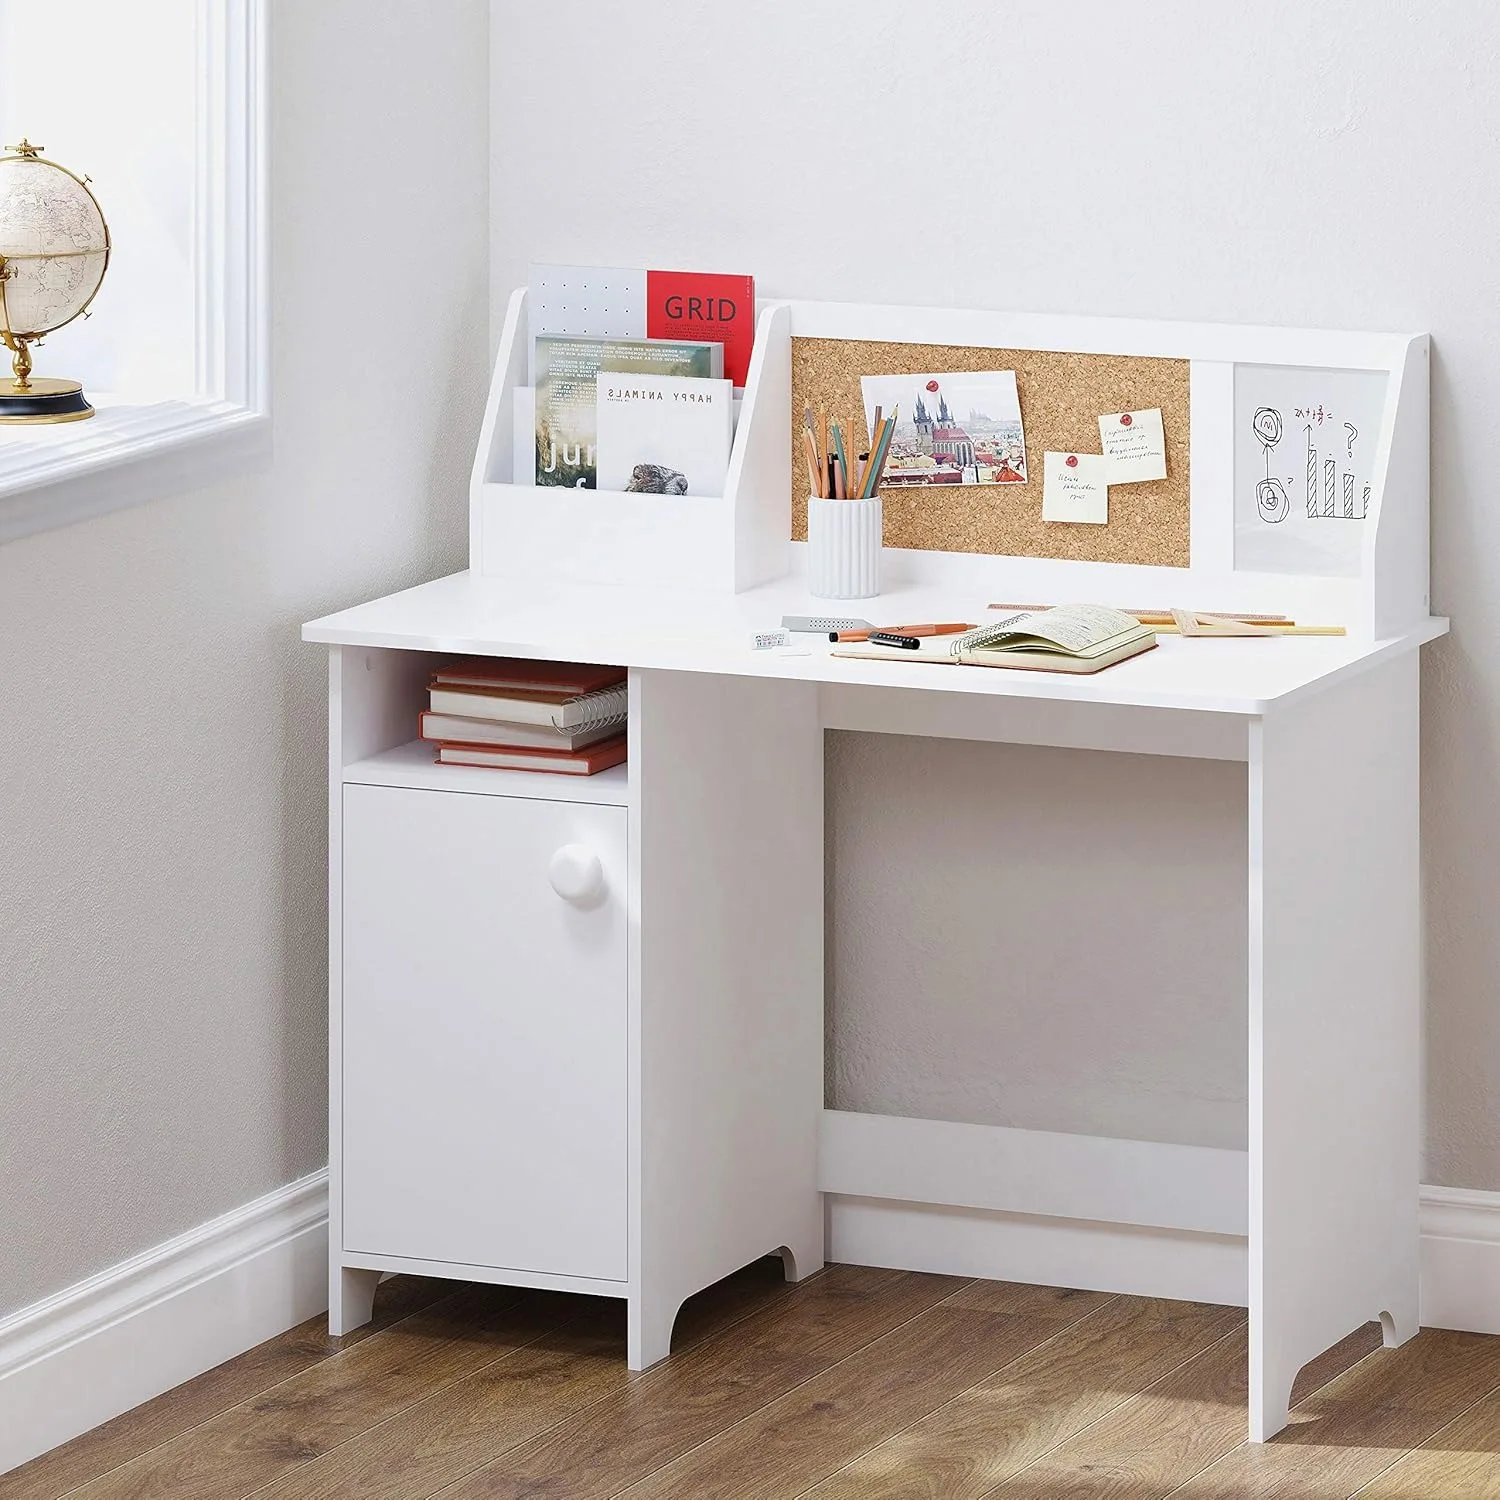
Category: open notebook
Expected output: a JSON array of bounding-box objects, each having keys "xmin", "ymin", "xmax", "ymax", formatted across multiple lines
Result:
[{"xmin": 832, "ymin": 606, "xmax": 1157, "ymax": 675}]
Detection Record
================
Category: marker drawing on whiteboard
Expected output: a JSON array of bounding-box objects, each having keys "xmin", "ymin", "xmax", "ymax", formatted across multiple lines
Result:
[
  {"xmin": 1252, "ymin": 406, "xmax": 1289, "ymax": 523},
  {"xmin": 1301, "ymin": 418, "xmax": 1368, "ymax": 523}
]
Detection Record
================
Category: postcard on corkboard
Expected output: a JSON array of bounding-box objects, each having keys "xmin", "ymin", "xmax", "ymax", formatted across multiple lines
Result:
[
  {"xmin": 859, "ymin": 371, "xmax": 1028, "ymax": 486},
  {"xmin": 792, "ymin": 338, "xmax": 1191, "ymax": 568}
]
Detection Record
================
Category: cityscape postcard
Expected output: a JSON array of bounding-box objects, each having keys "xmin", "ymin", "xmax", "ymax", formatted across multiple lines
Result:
[{"xmin": 859, "ymin": 371, "xmax": 1027, "ymax": 486}]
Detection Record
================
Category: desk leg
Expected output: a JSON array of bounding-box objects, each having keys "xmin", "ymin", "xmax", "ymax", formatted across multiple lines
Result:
[{"xmin": 1248, "ymin": 653, "xmax": 1420, "ymax": 1441}]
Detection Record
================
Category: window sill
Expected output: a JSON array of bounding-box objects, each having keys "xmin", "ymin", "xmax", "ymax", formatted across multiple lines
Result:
[{"xmin": 0, "ymin": 394, "xmax": 271, "ymax": 544}]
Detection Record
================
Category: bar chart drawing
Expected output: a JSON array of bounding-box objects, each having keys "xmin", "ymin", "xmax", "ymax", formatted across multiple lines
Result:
[{"xmin": 1304, "ymin": 424, "xmax": 1368, "ymax": 521}]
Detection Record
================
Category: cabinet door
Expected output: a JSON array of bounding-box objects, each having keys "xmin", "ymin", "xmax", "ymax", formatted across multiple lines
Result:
[{"xmin": 341, "ymin": 784, "xmax": 627, "ymax": 1281}]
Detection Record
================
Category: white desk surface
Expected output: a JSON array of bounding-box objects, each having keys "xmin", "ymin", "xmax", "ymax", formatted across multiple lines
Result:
[{"xmin": 304, "ymin": 570, "xmax": 1449, "ymax": 717}]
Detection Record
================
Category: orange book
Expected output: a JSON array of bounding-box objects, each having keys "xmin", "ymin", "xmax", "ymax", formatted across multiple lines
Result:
[{"xmin": 433, "ymin": 733, "xmax": 627, "ymax": 776}]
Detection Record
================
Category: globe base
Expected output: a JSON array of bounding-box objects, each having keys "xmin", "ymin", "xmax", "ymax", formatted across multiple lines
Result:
[{"xmin": 0, "ymin": 377, "xmax": 94, "ymax": 423}]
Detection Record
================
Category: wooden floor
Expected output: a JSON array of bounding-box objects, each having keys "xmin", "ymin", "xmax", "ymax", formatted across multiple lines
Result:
[{"xmin": 7, "ymin": 1262, "xmax": 1500, "ymax": 1500}]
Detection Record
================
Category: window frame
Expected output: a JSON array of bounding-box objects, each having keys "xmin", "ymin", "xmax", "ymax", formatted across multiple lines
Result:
[{"xmin": 0, "ymin": 0, "xmax": 269, "ymax": 544}]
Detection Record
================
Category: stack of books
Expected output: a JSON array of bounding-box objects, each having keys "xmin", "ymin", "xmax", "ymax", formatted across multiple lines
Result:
[{"xmin": 420, "ymin": 658, "xmax": 627, "ymax": 775}]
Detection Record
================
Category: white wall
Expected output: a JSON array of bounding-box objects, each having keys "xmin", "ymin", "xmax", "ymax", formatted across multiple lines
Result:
[
  {"xmin": 493, "ymin": 0, "xmax": 1495, "ymax": 1189},
  {"xmin": 0, "ymin": 0, "xmax": 489, "ymax": 1317}
]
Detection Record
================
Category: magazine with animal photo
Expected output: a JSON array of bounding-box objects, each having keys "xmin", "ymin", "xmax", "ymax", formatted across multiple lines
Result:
[
  {"xmin": 595, "ymin": 373, "xmax": 733, "ymax": 496},
  {"xmin": 859, "ymin": 371, "xmax": 1027, "ymax": 487},
  {"xmin": 534, "ymin": 335, "xmax": 722, "ymax": 488}
]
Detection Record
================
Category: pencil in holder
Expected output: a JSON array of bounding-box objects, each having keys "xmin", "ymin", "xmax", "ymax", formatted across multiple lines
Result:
[{"xmin": 808, "ymin": 496, "xmax": 882, "ymax": 599}]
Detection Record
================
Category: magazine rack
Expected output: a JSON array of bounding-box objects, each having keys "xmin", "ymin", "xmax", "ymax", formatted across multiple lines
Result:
[
  {"xmin": 470, "ymin": 289, "xmax": 791, "ymax": 594},
  {"xmin": 471, "ymin": 292, "xmax": 1429, "ymax": 640}
]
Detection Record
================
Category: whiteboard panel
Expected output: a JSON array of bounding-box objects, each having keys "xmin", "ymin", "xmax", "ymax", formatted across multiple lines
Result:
[{"xmin": 1234, "ymin": 364, "xmax": 1389, "ymax": 578}]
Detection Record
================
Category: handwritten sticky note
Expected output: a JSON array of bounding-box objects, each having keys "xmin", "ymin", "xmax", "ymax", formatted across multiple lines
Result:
[
  {"xmin": 1098, "ymin": 408, "xmax": 1167, "ymax": 484},
  {"xmin": 1043, "ymin": 451, "xmax": 1109, "ymax": 524}
]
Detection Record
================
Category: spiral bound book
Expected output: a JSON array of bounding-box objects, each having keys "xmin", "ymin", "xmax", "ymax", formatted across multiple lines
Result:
[
  {"xmin": 832, "ymin": 606, "xmax": 1156, "ymax": 675},
  {"xmin": 425, "ymin": 681, "xmax": 628, "ymax": 734}
]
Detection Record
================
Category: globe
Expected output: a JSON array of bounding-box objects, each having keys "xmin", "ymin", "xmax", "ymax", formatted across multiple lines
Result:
[{"xmin": 0, "ymin": 139, "xmax": 110, "ymax": 423}]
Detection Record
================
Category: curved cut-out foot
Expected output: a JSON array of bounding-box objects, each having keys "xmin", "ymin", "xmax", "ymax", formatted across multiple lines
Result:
[
  {"xmin": 629, "ymin": 1292, "xmax": 684, "ymax": 1371},
  {"xmin": 330, "ymin": 1266, "xmax": 381, "ymax": 1338},
  {"xmin": 776, "ymin": 1237, "xmax": 824, "ymax": 1284},
  {"xmin": 1250, "ymin": 1355, "xmax": 1299, "ymax": 1443},
  {"xmin": 1381, "ymin": 1302, "xmax": 1419, "ymax": 1348}
]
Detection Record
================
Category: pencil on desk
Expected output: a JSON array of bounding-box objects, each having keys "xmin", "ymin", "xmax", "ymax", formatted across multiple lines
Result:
[
  {"xmin": 831, "ymin": 622, "xmax": 975, "ymax": 642},
  {"xmin": 1154, "ymin": 623, "xmax": 1345, "ymax": 636},
  {"xmin": 988, "ymin": 603, "xmax": 1294, "ymax": 625}
]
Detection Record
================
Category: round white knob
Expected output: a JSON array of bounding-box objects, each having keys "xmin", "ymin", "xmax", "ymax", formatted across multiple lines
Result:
[{"xmin": 548, "ymin": 844, "xmax": 605, "ymax": 904}]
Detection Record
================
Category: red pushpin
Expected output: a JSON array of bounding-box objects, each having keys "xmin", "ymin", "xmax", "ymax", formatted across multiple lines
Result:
[
  {"xmin": 1120, "ymin": 412, "xmax": 1133, "ymax": 426},
  {"xmin": 1065, "ymin": 454, "xmax": 1078, "ymax": 468},
  {"xmin": 925, "ymin": 380, "xmax": 939, "ymax": 392}
]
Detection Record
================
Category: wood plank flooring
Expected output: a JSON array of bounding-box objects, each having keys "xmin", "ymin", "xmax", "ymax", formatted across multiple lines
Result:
[{"xmin": 5, "ymin": 1262, "xmax": 1500, "ymax": 1500}]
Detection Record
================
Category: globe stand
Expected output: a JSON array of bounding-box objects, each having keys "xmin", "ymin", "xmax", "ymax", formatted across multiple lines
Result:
[{"xmin": 0, "ymin": 335, "xmax": 93, "ymax": 424}]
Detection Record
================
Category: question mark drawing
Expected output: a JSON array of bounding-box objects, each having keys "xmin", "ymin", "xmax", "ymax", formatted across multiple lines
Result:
[{"xmin": 1344, "ymin": 422, "xmax": 1357, "ymax": 458}]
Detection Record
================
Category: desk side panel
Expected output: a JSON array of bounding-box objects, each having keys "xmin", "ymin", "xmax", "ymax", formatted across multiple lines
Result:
[
  {"xmin": 628, "ymin": 668, "xmax": 824, "ymax": 1366},
  {"xmin": 1248, "ymin": 650, "xmax": 1421, "ymax": 1439}
]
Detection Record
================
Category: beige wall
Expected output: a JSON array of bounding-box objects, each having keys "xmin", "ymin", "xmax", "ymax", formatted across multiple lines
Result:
[
  {"xmin": 0, "ymin": 0, "xmax": 489, "ymax": 1317},
  {"xmin": 492, "ymin": 0, "xmax": 1495, "ymax": 1190}
]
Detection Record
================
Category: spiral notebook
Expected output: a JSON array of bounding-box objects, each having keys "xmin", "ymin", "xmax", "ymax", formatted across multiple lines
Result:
[
  {"xmin": 832, "ymin": 606, "xmax": 1156, "ymax": 675},
  {"xmin": 426, "ymin": 680, "xmax": 628, "ymax": 732}
]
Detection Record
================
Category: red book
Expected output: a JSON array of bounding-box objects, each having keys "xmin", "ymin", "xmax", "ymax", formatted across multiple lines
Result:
[{"xmin": 645, "ymin": 270, "xmax": 755, "ymax": 389}]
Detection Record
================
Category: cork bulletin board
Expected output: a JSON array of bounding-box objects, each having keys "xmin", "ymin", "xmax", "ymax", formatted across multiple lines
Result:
[{"xmin": 790, "ymin": 338, "xmax": 1192, "ymax": 567}]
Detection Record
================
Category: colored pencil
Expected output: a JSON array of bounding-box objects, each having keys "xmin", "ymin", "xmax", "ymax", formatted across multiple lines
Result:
[
  {"xmin": 858, "ymin": 416, "xmax": 884, "ymax": 498},
  {"xmin": 804, "ymin": 408, "xmax": 825, "ymax": 497},
  {"xmin": 831, "ymin": 421, "xmax": 851, "ymax": 498},
  {"xmin": 831, "ymin": 622, "xmax": 975, "ymax": 642},
  {"xmin": 862, "ymin": 405, "xmax": 898, "ymax": 496},
  {"xmin": 802, "ymin": 429, "xmax": 822, "ymax": 497},
  {"xmin": 856, "ymin": 405, "xmax": 881, "ymax": 496}
]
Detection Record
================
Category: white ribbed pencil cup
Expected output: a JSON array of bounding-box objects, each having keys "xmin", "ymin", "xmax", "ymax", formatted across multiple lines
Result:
[{"xmin": 807, "ymin": 496, "xmax": 882, "ymax": 599}]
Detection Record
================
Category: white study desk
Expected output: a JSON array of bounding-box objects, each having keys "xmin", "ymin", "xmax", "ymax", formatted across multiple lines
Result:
[
  {"xmin": 305, "ymin": 567, "xmax": 1447, "ymax": 1442},
  {"xmin": 306, "ymin": 567, "xmax": 1447, "ymax": 714}
]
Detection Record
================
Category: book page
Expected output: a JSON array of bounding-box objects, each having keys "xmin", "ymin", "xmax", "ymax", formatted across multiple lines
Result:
[{"xmin": 970, "ymin": 605, "xmax": 1144, "ymax": 654}]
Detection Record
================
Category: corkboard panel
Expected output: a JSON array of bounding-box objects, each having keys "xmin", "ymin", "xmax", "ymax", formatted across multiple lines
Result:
[{"xmin": 791, "ymin": 338, "xmax": 1191, "ymax": 567}]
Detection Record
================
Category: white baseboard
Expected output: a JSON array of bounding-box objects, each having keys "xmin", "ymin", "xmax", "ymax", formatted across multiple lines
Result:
[
  {"xmin": 0, "ymin": 1170, "xmax": 329, "ymax": 1476},
  {"xmin": 1420, "ymin": 1186, "xmax": 1500, "ymax": 1335}
]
